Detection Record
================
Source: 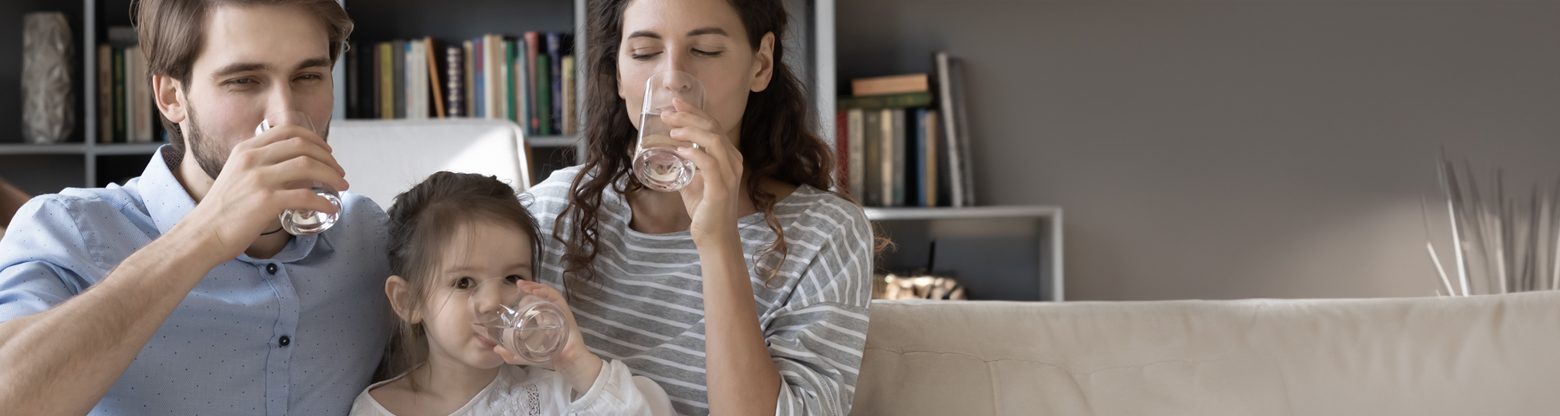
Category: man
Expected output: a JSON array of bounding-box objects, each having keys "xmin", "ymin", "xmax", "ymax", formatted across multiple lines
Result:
[
  {"xmin": 0, "ymin": 1, "xmax": 390, "ymax": 414},
  {"xmin": 0, "ymin": 176, "xmax": 26, "ymax": 237}
]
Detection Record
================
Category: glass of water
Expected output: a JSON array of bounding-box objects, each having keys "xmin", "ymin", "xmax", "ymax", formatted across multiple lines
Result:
[
  {"xmin": 469, "ymin": 278, "xmax": 569, "ymax": 363},
  {"xmin": 632, "ymin": 70, "xmax": 704, "ymax": 192},
  {"xmin": 254, "ymin": 110, "xmax": 340, "ymax": 235}
]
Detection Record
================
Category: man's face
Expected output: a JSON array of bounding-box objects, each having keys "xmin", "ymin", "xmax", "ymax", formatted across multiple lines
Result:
[{"xmin": 177, "ymin": 4, "xmax": 334, "ymax": 180}]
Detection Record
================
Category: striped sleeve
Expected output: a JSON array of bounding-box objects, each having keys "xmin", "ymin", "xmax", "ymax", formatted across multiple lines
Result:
[{"xmin": 767, "ymin": 204, "xmax": 874, "ymax": 416}]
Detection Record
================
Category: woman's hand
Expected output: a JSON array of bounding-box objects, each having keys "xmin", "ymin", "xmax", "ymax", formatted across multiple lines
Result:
[
  {"xmin": 494, "ymin": 280, "xmax": 604, "ymax": 394},
  {"xmin": 661, "ymin": 97, "xmax": 743, "ymax": 244}
]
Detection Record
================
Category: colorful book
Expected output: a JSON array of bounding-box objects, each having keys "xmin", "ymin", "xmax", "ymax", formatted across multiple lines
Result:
[
  {"xmin": 524, "ymin": 32, "xmax": 541, "ymax": 132},
  {"xmin": 97, "ymin": 45, "xmax": 111, "ymax": 143},
  {"xmin": 536, "ymin": 54, "xmax": 551, "ymax": 135},
  {"xmin": 852, "ymin": 73, "xmax": 929, "ymax": 96},
  {"xmin": 425, "ymin": 37, "xmax": 446, "ymax": 119},
  {"xmin": 446, "ymin": 45, "xmax": 463, "ymax": 118},
  {"xmin": 847, "ymin": 109, "xmax": 866, "ymax": 202},
  {"xmin": 839, "ymin": 91, "xmax": 934, "ymax": 110},
  {"xmin": 561, "ymin": 55, "xmax": 576, "ymax": 135},
  {"xmin": 378, "ymin": 43, "xmax": 391, "ymax": 119}
]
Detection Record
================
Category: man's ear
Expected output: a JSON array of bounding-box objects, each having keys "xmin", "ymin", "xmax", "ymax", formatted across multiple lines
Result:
[
  {"xmin": 152, "ymin": 74, "xmax": 187, "ymax": 124},
  {"xmin": 385, "ymin": 275, "xmax": 422, "ymax": 324},
  {"xmin": 749, "ymin": 32, "xmax": 776, "ymax": 93}
]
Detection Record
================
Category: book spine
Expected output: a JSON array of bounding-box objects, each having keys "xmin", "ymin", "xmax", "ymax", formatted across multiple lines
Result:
[
  {"xmin": 447, "ymin": 45, "xmax": 463, "ymax": 118},
  {"xmin": 536, "ymin": 54, "xmax": 551, "ymax": 135},
  {"xmin": 848, "ymin": 109, "xmax": 866, "ymax": 202},
  {"xmin": 547, "ymin": 32, "xmax": 565, "ymax": 135},
  {"xmin": 524, "ymin": 32, "xmax": 541, "ymax": 132},
  {"xmin": 379, "ymin": 43, "xmax": 393, "ymax": 120},
  {"xmin": 112, "ymin": 47, "xmax": 124, "ymax": 143},
  {"xmin": 426, "ymin": 38, "xmax": 446, "ymax": 119},
  {"xmin": 393, "ymin": 40, "xmax": 406, "ymax": 119},
  {"xmin": 838, "ymin": 92, "xmax": 934, "ymax": 110},
  {"xmin": 97, "ymin": 45, "xmax": 111, "ymax": 143},
  {"xmin": 862, "ymin": 109, "xmax": 881, "ymax": 207},
  {"xmin": 561, "ymin": 55, "xmax": 576, "ymax": 135}
]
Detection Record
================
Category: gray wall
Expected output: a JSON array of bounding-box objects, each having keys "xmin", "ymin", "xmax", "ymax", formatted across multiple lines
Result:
[{"xmin": 838, "ymin": 0, "xmax": 1560, "ymax": 300}]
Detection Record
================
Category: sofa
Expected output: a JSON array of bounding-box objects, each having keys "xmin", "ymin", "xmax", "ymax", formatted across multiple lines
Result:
[{"xmin": 850, "ymin": 292, "xmax": 1560, "ymax": 415}]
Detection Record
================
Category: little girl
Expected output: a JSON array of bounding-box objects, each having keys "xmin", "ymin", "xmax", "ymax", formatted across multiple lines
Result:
[{"xmin": 351, "ymin": 172, "xmax": 673, "ymax": 415}]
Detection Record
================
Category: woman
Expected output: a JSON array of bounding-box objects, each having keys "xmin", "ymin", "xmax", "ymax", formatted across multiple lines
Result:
[{"xmin": 523, "ymin": 0, "xmax": 873, "ymax": 414}]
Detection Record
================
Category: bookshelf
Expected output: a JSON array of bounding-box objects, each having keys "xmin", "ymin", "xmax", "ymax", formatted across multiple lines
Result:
[
  {"xmin": 830, "ymin": 5, "xmax": 1066, "ymax": 300},
  {"xmin": 866, "ymin": 206, "xmax": 1064, "ymax": 301},
  {"xmin": 0, "ymin": 0, "xmax": 838, "ymax": 195}
]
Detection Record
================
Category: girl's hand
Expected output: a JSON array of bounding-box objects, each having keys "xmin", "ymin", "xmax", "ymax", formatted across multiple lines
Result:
[
  {"xmin": 493, "ymin": 280, "xmax": 604, "ymax": 393},
  {"xmin": 661, "ymin": 97, "xmax": 743, "ymax": 244}
]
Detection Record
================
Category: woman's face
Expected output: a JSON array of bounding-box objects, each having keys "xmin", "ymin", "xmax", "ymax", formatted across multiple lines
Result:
[{"xmin": 617, "ymin": 0, "xmax": 774, "ymax": 143}]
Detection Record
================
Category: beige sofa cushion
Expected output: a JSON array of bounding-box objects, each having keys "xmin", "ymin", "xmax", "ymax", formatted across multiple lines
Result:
[{"xmin": 852, "ymin": 293, "xmax": 1560, "ymax": 415}]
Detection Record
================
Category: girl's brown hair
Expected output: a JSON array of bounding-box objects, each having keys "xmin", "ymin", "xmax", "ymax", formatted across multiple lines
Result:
[
  {"xmin": 379, "ymin": 172, "xmax": 542, "ymax": 383},
  {"xmin": 557, "ymin": 0, "xmax": 840, "ymax": 284}
]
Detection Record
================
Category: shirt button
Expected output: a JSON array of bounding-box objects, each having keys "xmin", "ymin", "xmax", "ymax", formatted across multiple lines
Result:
[
  {"xmin": 278, "ymin": 336, "xmax": 291, "ymax": 347},
  {"xmin": 265, "ymin": 264, "xmax": 278, "ymax": 275}
]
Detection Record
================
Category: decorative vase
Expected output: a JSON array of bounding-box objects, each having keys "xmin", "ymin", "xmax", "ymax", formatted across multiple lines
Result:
[{"xmin": 21, "ymin": 12, "xmax": 75, "ymax": 144}]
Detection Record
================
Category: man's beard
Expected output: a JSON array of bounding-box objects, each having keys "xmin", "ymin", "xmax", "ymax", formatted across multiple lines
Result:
[
  {"xmin": 184, "ymin": 105, "xmax": 229, "ymax": 181},
  {"xmin": 182, "ymin": 106, "xmax": 328, "ymax": 181}
]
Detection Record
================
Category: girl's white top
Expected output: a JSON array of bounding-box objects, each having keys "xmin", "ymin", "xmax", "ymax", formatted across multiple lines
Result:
[{"xmin": 349, "ymin": 360, "xmax": 673, "ymax": 416}]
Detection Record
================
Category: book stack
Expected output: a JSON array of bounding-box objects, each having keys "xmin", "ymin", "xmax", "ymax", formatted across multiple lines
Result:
[
  {"xmin": 96, "ymin": 26, "xmax": 160, "ymax": 144},
  {"xmin": 345, "ymin": 32, "xmax": 577, "ymax": 137},
  {"xmin": 838, "ymin": 51, "xmax": 975, "ymax": 207}
]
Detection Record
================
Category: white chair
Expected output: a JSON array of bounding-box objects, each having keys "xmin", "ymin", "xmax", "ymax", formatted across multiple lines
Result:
[{"xmin": 329, "ymin": 119, "xmax": 531, "ymax": 209}]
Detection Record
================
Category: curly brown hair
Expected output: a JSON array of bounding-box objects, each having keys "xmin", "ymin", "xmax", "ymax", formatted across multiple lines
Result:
[{"xmin": 555, "ymin": 0, "xmax": 839, "ymax": 284}]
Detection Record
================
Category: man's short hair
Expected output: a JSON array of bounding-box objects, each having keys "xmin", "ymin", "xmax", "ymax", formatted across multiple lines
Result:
[{"xmin": 135, "ymin": 0, "xmax": 352, "ymax": 160}]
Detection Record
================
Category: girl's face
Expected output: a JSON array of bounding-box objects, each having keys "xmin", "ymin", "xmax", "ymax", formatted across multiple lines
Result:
[
  {"xmin": 417, "ymin": 219, "xmax": 535, "ymax": 371},
  {"xmin": 616, "ymin": 0, "xmax": 774, "ymax": 143}
]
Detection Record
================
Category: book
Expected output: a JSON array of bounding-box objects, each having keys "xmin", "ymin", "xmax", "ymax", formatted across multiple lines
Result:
[
  {"xmin": 515, "ymin": 40, "xmax": 529, "ymax": 127},
  {"xmin": 378, "ymin": 42, "xmax": 393, "ymax": 119},
  {"xmin": 561, "ymin": 55, "xmax": 576, "ymax": 135},
  {"xmin": 847, "ymin": 109, "xmax": 866, "ymax": 202},
  {"xmin": 392, "ymin": 40, "xmax": 406, "ymax": 119},
  {"xmin": 838, "ymin": 91, "xmax": 933, "ymax": 110},
  {"xmin": 546, "ymin": 32, "xmax": 567, "ymax": 134},
  {"xmin": 536, "ymin": 54, "xmax": 551, "ymax": 135},
  {"xmin": 464, "ymin": 40, "xmax": 475, "ymax": 118},
  {"xmin": 524, "ymin": 32, "xmax": 542, "ymax": 132},
  {"xmin": 128, "ymin": 46, "xmax": 151, "ymax": 142},
  {"xmin": 112, "ymin": 47, "xmax": 124, "ymax": 143},
  {"xmin": 835, "ymin": 111, "xmax": 849, "ymax": 193},
  {"xmin": 852, "ymin": 73, "xmax": 929, "ymax": 96},
  {"xmin": 862, "ymin": 109, "xmax": 881, "ymax": 207},
  {"xmin": 446, "ymin": 45, "xmax": 464, "ymax": 118},
  {"xmin": 935, "ymin": 51, "xmax": 975, "ymax": 207},
  {"xmin": 346, "ymin": 42, "xmax": 359, "ymax": 118},
  {"xmin": 425, "ymin": 37, "xmax": 446, "ymax": 119},
  {"xmin": 922, "ymin": 109, "xmax": 940, "ymax": 207},
  {"xmin": 97, "ymin": 45, "xmax": 111, "ymax": 143},
  {"xmin": 889, "ymin": 108, "xmax": 906, "ymax": 207}
]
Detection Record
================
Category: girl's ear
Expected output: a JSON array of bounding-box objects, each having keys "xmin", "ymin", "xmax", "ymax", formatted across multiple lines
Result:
[{"xmin": 385, "ymin": 275, "xmax": 422, "ymax": 324}]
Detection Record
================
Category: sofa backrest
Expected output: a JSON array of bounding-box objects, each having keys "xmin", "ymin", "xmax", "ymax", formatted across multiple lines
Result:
[
  {"xmin": 330, "ymin": 119, "xmax": 531, "ymax": 208},
  {"xmin": 852, "ymin": 293, "xmax": 1560, "ymax": 415}
]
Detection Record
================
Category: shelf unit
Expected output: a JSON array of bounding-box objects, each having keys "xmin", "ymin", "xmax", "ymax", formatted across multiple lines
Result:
[
  {"xmin": 0, "ymin": 0, "xmax": 838, "ymax": 193},
  {"xmin": 866, "ymin": 206, "xmax": 1064, "ymax": 301}
]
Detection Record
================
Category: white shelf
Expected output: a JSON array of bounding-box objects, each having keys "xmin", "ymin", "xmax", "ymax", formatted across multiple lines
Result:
[
  {"xmin": 0, "ymin": 143, "xmax": 87, "ymax": 155},
  {"xmin": 865, "ymin": 205, "xmax": 1065, "ymax": 301},
  {"xmin": 91, "ymin": 143, "xmax": 164, "ymax": 156},
  {"xmin": 528, "ymin": 135, "xmax": 580, "ymax": 147},
  {"xmin": 865, "ymin": 205, "xmax": 1062, "ymax": 221}
]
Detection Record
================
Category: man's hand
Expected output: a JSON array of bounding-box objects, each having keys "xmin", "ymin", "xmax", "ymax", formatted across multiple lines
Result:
[{"xmin": 176, "ymin": 125, "xmax": 349, "ymax": 258}]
